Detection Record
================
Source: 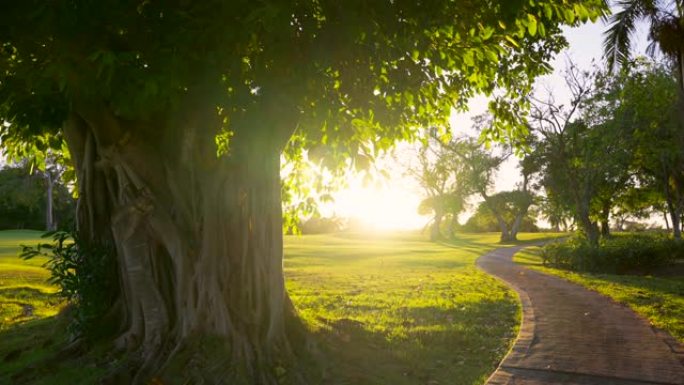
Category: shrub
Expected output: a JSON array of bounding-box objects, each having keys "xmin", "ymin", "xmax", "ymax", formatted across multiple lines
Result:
[
  {"xmin": 300, "ymin": 216, "xmax": 345, "ymax": 234},
  {"xmin": 21, "ymin": 230, "xmax": 119, "ymax": 339},
  {"xmin": 541, "ymin": 233, "xmax": 684, "ymax": 274}
]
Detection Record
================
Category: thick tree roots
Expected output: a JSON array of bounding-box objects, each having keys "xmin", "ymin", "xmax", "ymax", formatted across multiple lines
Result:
[{"xmin": 59, "ymin": 100, "xmax": 305, "ymax": 383}]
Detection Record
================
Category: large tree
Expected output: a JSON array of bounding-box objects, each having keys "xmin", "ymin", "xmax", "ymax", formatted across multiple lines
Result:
[
  {"xmin": 617, "ymin": 60, "xmax": 684, "ymax": 238},
  {"xmin": 453, "ymin": 136, "xmax": 537, "ymax": 242},
  {"xmin": 412, "ymin": 133, "xmax": 474, "ymax": 241},
  {"xmin": 530, "ymin": 64, "xmax": 635, "ymax": 245},
  {"xmin": 0, "ymin": 1, "xmax": 606, "ymax": 382}
]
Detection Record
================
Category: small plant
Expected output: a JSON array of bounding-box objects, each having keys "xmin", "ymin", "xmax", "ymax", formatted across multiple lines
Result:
[
  {"xmin": 542, "ymin": 233, "xmax": 683, "ymax": 274},
  {"xmin": 20, "ymin": 230, "xmax": 118, "ymax": 339}
]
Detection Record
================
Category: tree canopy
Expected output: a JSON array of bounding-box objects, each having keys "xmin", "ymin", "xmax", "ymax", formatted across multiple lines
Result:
[
  {"xmin": 3, "ymin": 1, "xmax": 605, "ymax": 161},
  {"xmin": 529, "ymin": 58, "xmax": 684, "ymax": 244}
]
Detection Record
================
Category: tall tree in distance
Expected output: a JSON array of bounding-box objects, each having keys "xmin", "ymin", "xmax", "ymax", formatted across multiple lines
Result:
[
  {"xmin": 413, "ymin": 141, "xmax": 454, "ymax": 241},
  {"xmin": 0, "ymin": 1, "xmax": 606, "ymax": 382},
  {"xmin": 617, "ymin": 60, "xmax": 684, "ymax": 238},
  {"xmin": 411, "ymin": 133, "xmax": 476, "ymax": 240}
]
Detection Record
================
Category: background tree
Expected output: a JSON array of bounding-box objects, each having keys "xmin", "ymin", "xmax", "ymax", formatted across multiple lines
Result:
[
  {"xmin": 412, "ymin": 135, "xmax": 469, "ymax": 240},
  {"xmin": 0, "ymin": 1, "xmax": 606, "ymax": 382},
  {"xmin": 531, "ymin": 64, "xmax": 635, "ymax": 245},
  {"xmin": 0, "ymin": 163, "xmax": 74, "ymax": 230},
  {"xmin": 413, "ymin": 142, "xmax": 453, "ymax": 240},
  {"xmin": 539, "ymin": 192, "xmax": 575, "ymax": 231},
  {"xmin": 532, "ymin": 59, "xmax": 684, "ymax": 243},
  {"xmin": 616, "ymin": 60, "xmax": 684, "ymax": 238},
  {"xmin": 462, "ymin": 200, "xmax": 539, "ymax": 233},
  {"xmin": 454, "ymin": 135, "xmax": 538, "ymax": 242}
]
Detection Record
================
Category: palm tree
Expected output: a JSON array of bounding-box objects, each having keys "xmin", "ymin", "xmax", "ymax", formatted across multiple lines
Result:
[{"xmin": 603, "ymin": 0, "xmax": 684, "ymax": 90}]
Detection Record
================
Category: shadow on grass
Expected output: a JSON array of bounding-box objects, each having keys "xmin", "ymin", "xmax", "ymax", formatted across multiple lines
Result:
[
  {"xmin": 574, "ymin": 271, "xmax": 684, "ymax": 296},
  {"xmin": 0, "ymin": 317, "xmax": 73, "ymax": 385},
  {"xmin": 307, "ymin": 299, "xmax": 516, "ymax": 385},
  {"xmin": 437, "ymin": 234, "xmax": 567, "ymax": 254},
  {"xmin": 0, "ymin": 297, "xmax": 517, "ymax": 385},
  {"xmin": 0, "ymin": 286, "xmax": 54, "ymax": 301}
]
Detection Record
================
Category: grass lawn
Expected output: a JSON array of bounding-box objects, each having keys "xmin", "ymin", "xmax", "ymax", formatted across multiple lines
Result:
[
  {"xmin": 0, "ymin": 230, "xmax": 61, "ymax": 328},
  {"xmin": 1, "ymin": 230, "xmax": 558, "ymax": 384},
  {"xmin": 514, "ymin": 246, "xmax": 684, "ymax": 343}
]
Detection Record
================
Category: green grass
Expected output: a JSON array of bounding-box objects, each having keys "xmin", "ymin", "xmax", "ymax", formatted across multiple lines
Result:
[
  {"xmin": 283, "ymin": 231, "xmax": 562, "ymax": 385},
  {"xmin": 514, "ymin": 246, "xmax": 684, "ymax": 343},
  {"xmin": 0, "ymin": 230, "xmax": 560, "ymax": 384},
  {"xmin": 0, "ymin": 230, "xmax": 61, "ymax": 329}
]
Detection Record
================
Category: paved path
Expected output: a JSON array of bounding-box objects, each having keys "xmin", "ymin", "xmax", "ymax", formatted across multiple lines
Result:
[{"xmin": 477, "ymin": 245, "xmax": 684, "ymax": 385}]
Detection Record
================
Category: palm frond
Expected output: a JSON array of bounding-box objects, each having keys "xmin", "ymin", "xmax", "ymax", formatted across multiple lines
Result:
[{"xmin": 603, "ymin": 0, "xmax": 655, "ymax": 71}]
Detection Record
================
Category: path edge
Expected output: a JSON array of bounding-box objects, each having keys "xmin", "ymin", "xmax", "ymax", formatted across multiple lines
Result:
[{"xmin": 476, "ymin": 246, "xmax": 536, "ymax": 385}]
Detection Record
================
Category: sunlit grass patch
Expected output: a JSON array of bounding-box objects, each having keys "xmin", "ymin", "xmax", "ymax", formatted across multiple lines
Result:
[
  {"xmin": 0, "ymin": 231, "xmax": 61, "ymax": 331},
  {"xmin": 514, "ymin": 246, "xmax": 684, "ymax": 343},
  {"xmin": 285, "ymin": 232, "xmax": 557, "ymax": 385}
]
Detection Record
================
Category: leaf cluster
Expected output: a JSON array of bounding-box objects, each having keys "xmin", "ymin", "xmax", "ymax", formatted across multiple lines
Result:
[{"xmin": 20, "ymin": 231, "xmax": 119, "ymax": 339}]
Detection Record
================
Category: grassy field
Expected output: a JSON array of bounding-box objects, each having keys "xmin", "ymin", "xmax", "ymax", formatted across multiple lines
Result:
[
  {"xmin": 0, "ymin": 230, "xmax": 61, "ymax": 328},
  {"xmin": 514, "ymin": 246, "xmax": 684, "ymax": 343},
  {"xmin": 0, "ymin": 230, "xmax": 558, "ymax": 384}
]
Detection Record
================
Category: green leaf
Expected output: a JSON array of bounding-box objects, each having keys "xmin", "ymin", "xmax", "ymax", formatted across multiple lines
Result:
[
  {"xmin": 564, "ymin": 9, "xmax": 576, "ymax": 23},
  {"xmin": 527, "ymin": 14, "xmax": 538, "ymax": 36},
  {"xmin": 504, "ymin": 36, "xmax": 520, "ymax": 48}
]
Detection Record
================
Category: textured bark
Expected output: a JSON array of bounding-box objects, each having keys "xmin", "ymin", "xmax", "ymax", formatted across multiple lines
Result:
[
  {"xmin": 482, "ymin": 193, "xmax": 513, "ymax": 243},
  {"xmin": 62, "ymin": 98, "xmax": 298, "ymax": 383},
  {"xmin": 572, "ymin": 170, "xmax": 599, "ymax": 247},
  {"xmin": 577, "ymin": 203, "xmax": 600, "ymax": 247},
  {"xmin": 494, "ymin": 213, "xmax": 512, "ymax": 242},
  {"xmin": 669, "ymin": 203, "xmax": 682, "ymax": 240},
  {"xmin": 509, "ymin": 212, "xmax": 524, "ymax": 242}
]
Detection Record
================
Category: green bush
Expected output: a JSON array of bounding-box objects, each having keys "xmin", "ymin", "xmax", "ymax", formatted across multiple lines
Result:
[
  {"xmin": 20, "ymin": 230, "xmax": 119, "ymax": 339},
  {"xmin": 541, "ymin": 233, "xmax": 683, "ymax": 274}
]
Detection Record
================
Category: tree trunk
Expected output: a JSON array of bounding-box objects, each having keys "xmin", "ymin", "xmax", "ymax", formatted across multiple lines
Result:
[
  {"xmin": 62, "ymin": 100, "xmax": 298, "ymax": 383},
  {"xmin": 509, "ymin": 212, "xmax": 524, "ymax": 242},
  {"xmin": 447, "ymin": 212, "xmax": 458, "ymax": 239},
  {"xmin": 493, "ymin": 212, "xmax": 511, "ymax": 242},
  {"xmin": 430, "ymin": 212, "xmax": 443, "ymax": 241},
  {"xmin": 664, "ymin": 211, "xmax": 670, "ymax": 231},
  {"xmin": 45, "ymin": 170, "xmax": 55, "ymax": 231},
  {"xmin": 577, "ymin": 200, "xmax": 599, "ymax": 247},
  {"xmin": 599, "ymin": 200, "xmax": 610, "ymax": 238},
  {"xmin": 663, "ymin": 177, "xmax": 682, "ymax": 240},
  {"xmin": 671, "ymin": 207, "xmax": 682, "ymax": 240},
  {"xmin": 677, "ymin": 50, "xmax": 684, "ymax": 94},
  {"xmin": 582, "ymin": 219, "xmax": 600, "ymax": 247}
]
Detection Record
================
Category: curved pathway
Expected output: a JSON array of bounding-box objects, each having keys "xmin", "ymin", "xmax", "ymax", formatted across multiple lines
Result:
[{"xmin": 477, "ymin": 245, "xmax": 684, "ymax": 385}]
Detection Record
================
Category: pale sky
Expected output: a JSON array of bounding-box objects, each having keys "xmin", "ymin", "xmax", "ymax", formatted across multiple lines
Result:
[{"xmin": 332, "ymin": 18, "xmax": 653, "ymax": 231}]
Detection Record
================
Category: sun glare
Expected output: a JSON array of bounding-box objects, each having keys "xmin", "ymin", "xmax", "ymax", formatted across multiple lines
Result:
[
  {"xmin": 334, "ymin": 183, "xmax": 426, "ymax": 230},
  {"xmin": 324, "ymin": 146, "xmax": 429, "ymax": 231}
]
